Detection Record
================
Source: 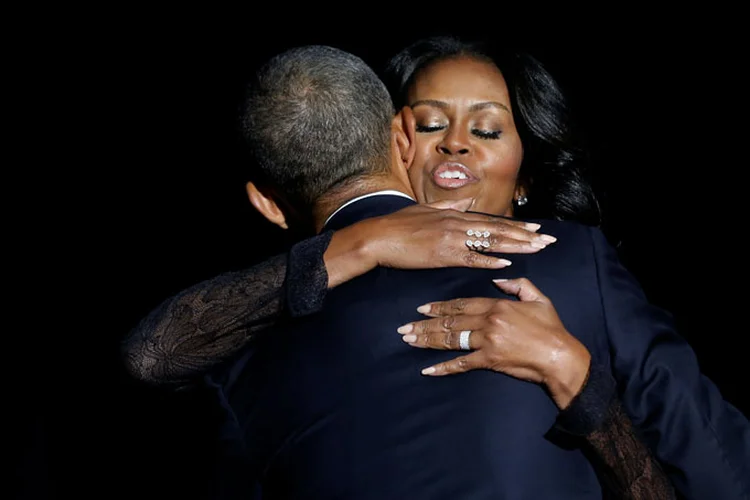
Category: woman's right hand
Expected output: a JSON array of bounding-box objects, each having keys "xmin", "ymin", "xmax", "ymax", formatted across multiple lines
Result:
[{"xmin": 324, "ymin": 198, "xmax": 557, "ymax": 287}]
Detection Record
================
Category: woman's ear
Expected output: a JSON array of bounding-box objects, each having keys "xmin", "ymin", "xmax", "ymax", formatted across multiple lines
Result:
[
  {"xmin": 392, "ymin": 106, "xmax": 416, "ymax": 170},
  {"xmin": 245, "ymin": 181, "xmax": 289, "ymax": 229}
]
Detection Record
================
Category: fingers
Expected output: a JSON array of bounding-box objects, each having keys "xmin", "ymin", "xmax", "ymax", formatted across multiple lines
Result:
[
  {"xmin": 398, "ymin": 315, "xmax": 486, "ymax": 350},
  {"xmin": 493, "ymin": 277, "xmax": 550, "ymax": 304},
  {"xmin": 399, "ymin": 203, "xmax": 546, "ymax": 239},
  {"xmin": 485, "ymin": 223, "xmax": 556, "ymax": 249},
  {"xmin": 418, "ymin": 205, "xmax": 543, "ymax": 236},
  {"xmin": 451, "ymin": 216, "xmax": 555, "ymax": 253},
  {"xmin": 485, "ymin": 236, "xmax": 550, "ymax": 254},
  {"xmin": 421, "ymin": 352, "xmax": 483, "ymax": 376},
  {"xmin": 450, "ymin": 228, "xmax": 552, "ymax": 267},
  {"xmin": 454, "ymin": 212, "xmax": 544, "ymax": 235},
  {"xmin": 395, "ymin": 204, "xmax": 555, "ymax": 256},
  {"xmin": 397, "ymin": 311, "xmax": 493, "ymax": 377},
  {"xmin": 459, "ymin": 249, "xmax": 513, "ymax": 269},
  {"xmin": 415, "ymin": 297, "xmax": 499, "ymax": 317}
]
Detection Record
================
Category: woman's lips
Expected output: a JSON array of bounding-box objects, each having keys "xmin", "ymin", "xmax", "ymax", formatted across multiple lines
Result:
[{"xmin": 430, "ymin": 162, "xmax": 478, "ymax": 189}]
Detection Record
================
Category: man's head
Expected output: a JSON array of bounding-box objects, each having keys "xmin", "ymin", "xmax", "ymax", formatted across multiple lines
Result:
[{"xmin": 240, "ymin": 45, "xmax": 415, "ymax": 233}]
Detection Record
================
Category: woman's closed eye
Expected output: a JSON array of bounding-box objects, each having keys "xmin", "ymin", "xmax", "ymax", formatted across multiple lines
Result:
[
  {"xmin": 416, "ymin": 124, "xmax": 445, "ymax": 133},
  {"xmin": 416, "ymin": 124, "xmax": 501, "ymax": 140},
  {"xmin": 472, "ymin": 129, "xmax": 501, "ymax": 140}
]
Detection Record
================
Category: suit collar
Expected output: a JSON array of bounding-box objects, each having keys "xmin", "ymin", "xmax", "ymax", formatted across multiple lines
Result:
[{"xmin": 323, "ymin": 191, "xmax": 416, "ymax": 231}]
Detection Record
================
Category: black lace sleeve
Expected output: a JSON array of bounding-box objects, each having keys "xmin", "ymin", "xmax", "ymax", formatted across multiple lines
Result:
[
  {"xmin": 121, "ymin": 231, "xmax": 334, "ymax": 389},
  {"xmin": 555, "ymin": 365, "xmax": 676, "ymax": 499}
]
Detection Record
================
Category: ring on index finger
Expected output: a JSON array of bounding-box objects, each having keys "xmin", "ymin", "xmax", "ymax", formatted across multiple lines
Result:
[{"xmin": 465, "ymin": 229, "xmax": 491, "ymax": 252}]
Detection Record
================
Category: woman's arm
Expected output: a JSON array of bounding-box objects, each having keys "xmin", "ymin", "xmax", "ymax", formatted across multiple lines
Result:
[
  {"xmin": 555, "ymin": 366, "xmax": 675, "ymax": 499},
  {"xmin": 121, "ymin": 204, "xmax": 551, "ymax": 389},
  {"xmin": 120, "ymin": 243, "xmax": 311, "ymax": 390}
]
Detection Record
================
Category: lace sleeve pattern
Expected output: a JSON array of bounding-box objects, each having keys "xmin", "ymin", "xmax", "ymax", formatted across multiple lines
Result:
[
  {"xmin": 555, "ymin": 365, "xmax": 676, "ymax": 499},
  {"xmin": 121, "ymin": 231, "xmax": 334, "ymax": 389}
]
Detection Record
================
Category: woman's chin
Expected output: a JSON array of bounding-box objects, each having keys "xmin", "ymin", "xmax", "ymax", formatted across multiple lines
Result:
[{"xmin": 426, "ymin": 188, "xmax": 476, "ymax": 204}]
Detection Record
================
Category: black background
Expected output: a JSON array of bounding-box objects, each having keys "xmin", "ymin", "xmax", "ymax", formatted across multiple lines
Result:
[{"xmin": 23, "ymin": 19, "xmax": 749, "ymax": 499}]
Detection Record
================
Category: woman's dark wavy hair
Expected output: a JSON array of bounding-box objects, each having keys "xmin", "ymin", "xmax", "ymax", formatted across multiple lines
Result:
[{"xmin": 383, "ymin": 36, "xmax": 602, "ymax": 226}]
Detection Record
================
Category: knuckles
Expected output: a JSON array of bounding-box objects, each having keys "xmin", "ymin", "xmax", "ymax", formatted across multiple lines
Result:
[
  {"xmin": 462, "ymin": 250, "xmax": 480, "ymax": 266},
  {"xmin": 487, "ymin": 312, "xmax": 507, "ymax": 329},
  {"xmin": 515, "ymin": 277, "xmax": 533, "ymax": 289},
  {"xmin": 443, "ymin": 330, "xmax": 455, "ymax": 349},
  {"xmin": 451, "ymin": 298, "xmax": 467, "ymax": 313},
  {"xmin": 456, "ymin": 357, "xmax": 470, "ymax": 371},
  {"xmin": 489, "ymin": 300, "xmax": 510, "ymax": 315},
  {"xmin": 440, "ymin": 315, "xmax": 456, "ymax": 330}
]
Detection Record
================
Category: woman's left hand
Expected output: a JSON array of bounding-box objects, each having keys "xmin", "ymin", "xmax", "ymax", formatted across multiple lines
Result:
[{"xmin": 397, "ymin": 277, "xmax": 591, "ymax": 409}]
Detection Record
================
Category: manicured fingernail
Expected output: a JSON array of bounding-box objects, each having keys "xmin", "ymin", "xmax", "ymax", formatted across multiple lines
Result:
[
  {"xmin": 497, "ymin": 259, "xmax": 512, "ymax": 267},
  {"xmin": 526, "ymin": 223, "xmax": 541, "ymax": 231},
  {"xmin": 422, "ymin": 366, "xmax": 436, "ymax": 375},
  {"xmin": 493, "ymin": 279, "xmax": 508, "ymax": 283},
  {"xmin": 416, "ymin": 304, "xmax": 431, "ymax": 314},
  {"xmin": 402, "ymin": 335, "xmax": 417, "ymax": 343},
  {"xmin": 531, "ymin": 242, "xmax": 546, "ymax": 249},
  {"xmin": 538, "ymin": 234, "xmax": 557, "ymax": 243},
  {"xmin": 397, "ymin": 324, "xmax": 413, "ymax": 334}
]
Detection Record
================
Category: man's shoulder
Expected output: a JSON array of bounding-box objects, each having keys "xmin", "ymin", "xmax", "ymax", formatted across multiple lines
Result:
[
  {"xmin": 519, "ymin": 219, "xmax": 593, "ymax": 253},
  {"xmin": 495, "ymin": 219, "xmax": 616, "ymax": 280},
  {"xmin": 521, "ymin": 219, "xmax": 621, "ymax": 254},
  {"xmin": 525, "ymin": 218, "xmax": 593, "ymax": 237}
]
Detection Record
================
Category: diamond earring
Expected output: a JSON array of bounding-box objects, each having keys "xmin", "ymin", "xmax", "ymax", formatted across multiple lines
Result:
[{"xmin": 516, "ymin": 194, "xmax": 528, "ymax": 206}]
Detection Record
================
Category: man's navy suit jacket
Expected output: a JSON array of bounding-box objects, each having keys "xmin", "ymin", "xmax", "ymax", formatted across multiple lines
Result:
[{"xmin": 212, "ymin": 194, "xmax": 749, "ymax": 499}]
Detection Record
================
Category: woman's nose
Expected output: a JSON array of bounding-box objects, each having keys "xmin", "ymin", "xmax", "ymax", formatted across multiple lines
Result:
[{"xmin": 437, "ymin": 131, "xmax": 471, "ymax": 156}]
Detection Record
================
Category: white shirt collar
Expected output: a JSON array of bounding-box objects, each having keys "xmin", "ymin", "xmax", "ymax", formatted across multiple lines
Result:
[{"xmin": 323, "ymin": 190, "xmax": 415, "ymax": 228}]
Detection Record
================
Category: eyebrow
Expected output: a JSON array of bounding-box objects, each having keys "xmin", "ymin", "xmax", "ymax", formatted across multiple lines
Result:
[{"xmin": 410, "ymin": 99, "xmax": 510, "ymax": 114}]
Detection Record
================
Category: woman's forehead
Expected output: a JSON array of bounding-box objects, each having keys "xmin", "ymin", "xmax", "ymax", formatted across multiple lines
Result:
[{"xmin": 409, "ymin": 57, "xmax": 510, "ymax": 104}]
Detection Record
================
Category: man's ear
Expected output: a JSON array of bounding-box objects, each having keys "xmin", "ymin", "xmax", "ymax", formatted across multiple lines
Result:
[
  {"xmin": 245, "ymin": 181, "xmax": 289, "ymax": 229},
  {"xmin": 392, "ymin": 106, "xmax": 416, "ymax": 170}
]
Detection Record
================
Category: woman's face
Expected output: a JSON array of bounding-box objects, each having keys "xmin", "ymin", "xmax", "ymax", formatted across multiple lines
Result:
[{"xmin": 406, "ymin": 57, "xmax": 524, "ymax": 217}]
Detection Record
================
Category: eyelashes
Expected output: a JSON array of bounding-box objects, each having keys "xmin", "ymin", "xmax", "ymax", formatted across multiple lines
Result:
[
  {"xmin": 416, "ymin": 124, "xmax": 501, "ymax": 140},
  {"xmin": 416, "ymin": 125, "xmax": 443, "ymax": 133},
  {"xmin": 472, "ymin": 130, "xmax": 501, "ymax": 140}
]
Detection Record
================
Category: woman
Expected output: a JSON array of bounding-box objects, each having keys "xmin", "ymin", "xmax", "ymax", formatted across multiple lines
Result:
[{"xmin": 122, "ymin": 37, "xmax": 747, "ymax": 497}]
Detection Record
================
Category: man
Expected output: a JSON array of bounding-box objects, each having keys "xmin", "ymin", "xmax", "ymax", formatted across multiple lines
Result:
[{"xmin": 203, "ymin": 45, "xmax": 683, "ymax": 499}]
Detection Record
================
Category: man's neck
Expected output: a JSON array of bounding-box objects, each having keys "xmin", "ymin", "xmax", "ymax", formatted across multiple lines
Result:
[{"xmin": 312, "ymin": 177, "xmax": 414, "ymax": 233}]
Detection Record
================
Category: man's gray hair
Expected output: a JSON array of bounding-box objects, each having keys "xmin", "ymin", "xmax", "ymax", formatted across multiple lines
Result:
[{"xmin": 240, "ymin": 45, "xmax": 395, "ymax": 209}]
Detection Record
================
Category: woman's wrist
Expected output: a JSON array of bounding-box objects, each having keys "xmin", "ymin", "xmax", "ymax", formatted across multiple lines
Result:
[
  {"xmin": 545, "ymin": 340, "xmax": 592, "ymax": 410},
  {"xmin": 323, "ymin": 219, "xmax": 380, "ymax": 288}
]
